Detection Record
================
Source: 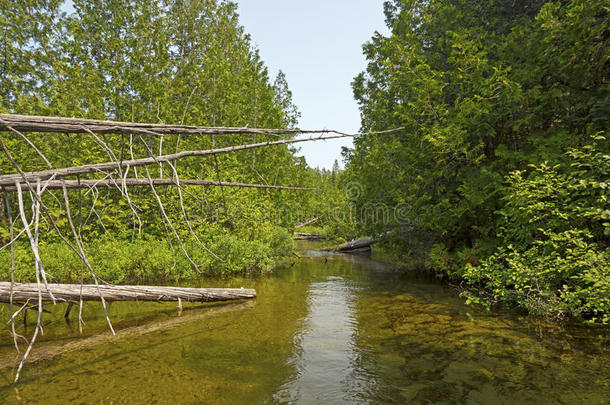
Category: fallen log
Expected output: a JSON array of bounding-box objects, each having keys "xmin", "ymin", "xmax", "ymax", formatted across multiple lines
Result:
[
  {"xmin": 0, "ymin": 113, "xmax": 402, "ymax": 138},
  {"xmin": 0, "ymin": 124, "xmax": 402, "ymax": 187},
  {"xmin": 0, "ymin": 282, "xmax": 256, "ymax": 304},
  {"xmin": 323, "ymin": 234, "xmax": 388, "ymax": 253},
  {"xmin": 0, "ymin": 113, "xmax": 331, "ymax": 136},
  {"xmin": 0, "ymin": 178, "xmax": 313, "ymax": 192},
  {"xmin": 0, "ymin": 134, "xmax": 360, "ymax": 187},
  {"xmin": 294, "ymin": 212, "xmax": 328, "ymax": 229},
  {"xmin": 330, "ymin": 237, "xmax": 378, "ymax": 252},
  {"xmin": 294, "ymin": 233, "xmax": 328, "ymax": 240}
]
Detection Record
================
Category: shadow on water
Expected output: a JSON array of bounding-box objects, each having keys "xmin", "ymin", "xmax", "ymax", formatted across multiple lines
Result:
[
  {"xmin": 0, "ymin": 301, "xmax": 255, "ymax": 372},
  {"xmin": 0, "ymin": 245, "xmax": 608, "ymax": 404}
]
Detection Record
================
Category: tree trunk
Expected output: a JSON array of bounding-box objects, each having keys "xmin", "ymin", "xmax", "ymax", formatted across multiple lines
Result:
[{"xmin": 0, "ymin": 282, "xmax": 256, "ymax": 304}]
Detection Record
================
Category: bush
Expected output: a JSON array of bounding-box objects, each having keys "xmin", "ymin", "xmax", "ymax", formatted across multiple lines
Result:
[
  {"xmin": 462, "ymin": 136, "xmax": 610, "ymax": 323},
  {"xmin": 0, "ymin": 226, "xmax": 296, "ymax": 283}
]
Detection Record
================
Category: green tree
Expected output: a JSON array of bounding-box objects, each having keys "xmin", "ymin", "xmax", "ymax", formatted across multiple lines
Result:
[
  {"xmin": 0, "ymin": 0, "xmax": 315, "ymax": 279},
  {"xmin": 273, "ymin": 70, "xmax": 300, "ymax": 129},
  {"xmin": 463, "ymin": 136, "xmax": 609, "ymax": 322},
  {"xmin": 0, "ymin": 0, "xmax": 62, "ymax": 106},
  {"xmin": 346, "ymin": 0, "xmax": 609, "ymax": 321}
]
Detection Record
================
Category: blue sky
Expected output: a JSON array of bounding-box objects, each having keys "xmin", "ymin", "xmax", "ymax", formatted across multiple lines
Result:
[{"xmin": 236, "ymin": 1, "xmax": 389, "ymax": 169}]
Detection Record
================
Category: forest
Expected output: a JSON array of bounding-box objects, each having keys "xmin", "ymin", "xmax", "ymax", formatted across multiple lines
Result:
[
  {"xmin": 0, "ymin": 0, "xmax": 352, "ymax": 284},
  {"xmin": 0, "ymin": 0, "xmax": 608, "ymax": 327},
  {"xmin": 346, "ymin": 0, "xmax": 609, "ymax": 323},
  {"xmin": 0, "ymin": 1, "xmax": 609, "ymax": 402}
]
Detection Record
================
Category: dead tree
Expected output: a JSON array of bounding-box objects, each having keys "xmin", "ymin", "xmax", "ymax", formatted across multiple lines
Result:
[{"xmin": 0, "ymin": 113, "xmax": 401, "ymax": 382}]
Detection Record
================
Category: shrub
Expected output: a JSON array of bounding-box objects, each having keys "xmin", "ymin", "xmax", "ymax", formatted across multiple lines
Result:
[
  {"xmin": 0, "ymin": 227, "xmax": 296, "ymax": 283},
  {"xmin": 462, "ymin": 136, "xmax": 610, "ymax": 323}
]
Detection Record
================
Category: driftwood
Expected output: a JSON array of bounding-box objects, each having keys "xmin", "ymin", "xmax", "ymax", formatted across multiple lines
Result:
[
  {"xmin": 294, "ymin": 212, "xmax": 328, "ymax": 229},
  {"xmin": 0, "ymin": 178, "xmax": 313, "ymax": 192},
  {"xmin": 324, "ymin": 235, "xmax": 388, "ymax": 253},
  {"xmin": 0, "ymin": 282, "xmax": 256, "ymax": 304},
  {"xmin": 0, "ymin": 282, "xmax": 256, "ymax": 303},
  {"xmin": 294, "ymin": 233, "xmax": 328, "ymax": 240}
]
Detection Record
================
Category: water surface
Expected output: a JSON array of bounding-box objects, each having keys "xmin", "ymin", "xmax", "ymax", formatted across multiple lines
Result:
[{"xmin": 0, "ymin": 247, "xmax": 608, "ymax": 403}]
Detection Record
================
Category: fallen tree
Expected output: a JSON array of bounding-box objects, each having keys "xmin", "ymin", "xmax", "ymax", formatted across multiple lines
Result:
[
  {"xmin": 0, "ymin": 128, "xmax": 400, "ymax": 187},
  {"xmin": 0, "ymin": 282, "xmax": 256, "ymax": 304},
  {"xmin": 0, "ymin": 178, "xmax": 313, "ymax": 192},
  {"xmin": 294, "ymin": 232, "xmax": 328, "ymax": 240},
  {"xmin": 0, "ymin": 113, "xmax": 358, "ymax": 137},
  {"xmin": 324, "ymin": 234, "xmax": 390, "ymax": 253},
  {"xmin": 0, "ymin": 113, "xmax": 401, "ymax": 382},
  {"xmin": 294, "ymin": 212, "xmax": 328, "ymax": 229}
]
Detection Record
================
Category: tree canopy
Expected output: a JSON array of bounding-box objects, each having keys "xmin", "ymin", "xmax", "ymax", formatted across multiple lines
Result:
[
  {"xmin": 0, "ymin": 0, "xmax": 336, "ymax": 281},
  {"xmin": 346, "ymin": 0, "xmax": 609, "ymax": 322}
]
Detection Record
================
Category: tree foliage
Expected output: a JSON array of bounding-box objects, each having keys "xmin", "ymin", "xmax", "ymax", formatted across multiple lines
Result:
[
  {"xmin": 346, "ymin": 0, "xmax": 609, "ymax": 321},
  {"xmin": 0, "ymin": 0, "xmax": 332, "ymax": 279},
  {"xmin": 464, "ymin": 136, "xmax": 609, "ymax": 322}
]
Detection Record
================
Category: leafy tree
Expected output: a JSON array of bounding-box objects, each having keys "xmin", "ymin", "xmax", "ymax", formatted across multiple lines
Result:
[
  {"xmin": 0, "ymin": 0, "xmax": 329, "ymax": 279},
  {"xmin": 273, "ymin": 70, "xmax": 301, "ymax": 129},
  {"xmin": 463, "ymin": 136, "xmax": 609, "ymax": 322},
  {"xmin": 346, "ymin": 0, "xmax": 609, "ymax": 321},
  {"xmin": 0, "ymin": 0, "xmax": 62, "ymax": 109}
]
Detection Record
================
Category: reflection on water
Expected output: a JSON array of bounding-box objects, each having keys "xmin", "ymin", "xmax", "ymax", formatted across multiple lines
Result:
[
  {"xmin": 0, "ymin": 245, "xmax": 608, "ymax": 404},
  {"xmin": 275, "ymin": 275, "xmax": 368, "ymax": 404}
]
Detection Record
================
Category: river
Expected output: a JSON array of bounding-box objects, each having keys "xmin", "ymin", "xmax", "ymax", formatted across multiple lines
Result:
[{"xmin": 0, "ymin": 245, "xmax": 608, "ymax": 403}]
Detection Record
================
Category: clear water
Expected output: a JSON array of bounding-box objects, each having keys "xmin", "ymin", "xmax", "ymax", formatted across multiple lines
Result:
[{"xmin": 0, "ymin": 247, "xmax": 608, "ymax": 404}]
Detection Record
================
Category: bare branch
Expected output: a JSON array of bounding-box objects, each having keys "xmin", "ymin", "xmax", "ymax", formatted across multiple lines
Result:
[
  {"xmin": 15, "ymin": 182, "xmax": 56, "ymax": 304},
  {"xmin": 0, "ymin": 128, "xmax": 402, "ymax": 187},
  {"xmin": 0, "ymin": 113, "xmax": 396, "ymax": 137},
  {"xmin": 60, "ymin": 181, "xmax": 116, "ymax": 336},
  {"xmin": 0, "ymin": 117, "xmax": 52, "ymax": 167},
  {"xmin": 143, "ymin": 166, "xmax": 201, "ymax": 271},
  {"xmin": 4, "ymin": 191, "xmax": 19, "ymax": 351},
  {"xmin": 1, "ymin": 178, "xmax": 313, "ymax": 191}
]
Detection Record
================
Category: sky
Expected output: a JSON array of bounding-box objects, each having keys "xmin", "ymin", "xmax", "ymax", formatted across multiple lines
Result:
[{"xmin": 236, "ymin": 1, "xmax": 389, "ymax": 169}]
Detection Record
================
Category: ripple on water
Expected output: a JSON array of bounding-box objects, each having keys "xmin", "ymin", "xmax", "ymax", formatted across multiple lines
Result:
[{"xmin": 354, "ymin": 289, "xmax": 609, "ymax": 404}]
